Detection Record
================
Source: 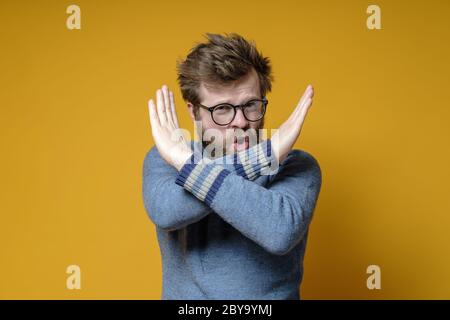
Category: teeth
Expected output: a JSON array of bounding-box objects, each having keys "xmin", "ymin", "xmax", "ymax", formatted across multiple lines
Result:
[{"xmin": 233, "ymin": 134, "xmax": 248, "ymax": 145}]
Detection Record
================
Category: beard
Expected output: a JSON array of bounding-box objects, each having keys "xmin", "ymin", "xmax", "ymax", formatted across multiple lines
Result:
[{"xmin": 199, "ymin": 118, "xmax": 265, "ymax": 159}]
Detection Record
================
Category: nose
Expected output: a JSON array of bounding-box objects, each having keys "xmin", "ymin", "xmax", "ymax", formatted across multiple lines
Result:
[{"xmin": 230, "ymin": 108, "xmax": 248, "ymax": 128}]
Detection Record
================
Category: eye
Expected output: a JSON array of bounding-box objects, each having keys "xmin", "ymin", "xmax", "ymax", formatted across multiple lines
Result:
[
  {"xmin": 244, "ymin": 100, "xmax": 261, "ymax": 109},
  {"xmin": 214, "ymin": 104, "xmax": 233, "ymax": 113}
]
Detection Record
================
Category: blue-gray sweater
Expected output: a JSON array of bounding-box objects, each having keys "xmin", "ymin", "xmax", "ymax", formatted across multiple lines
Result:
[{"xmin": 142, "ymin": 140, "xmax": 322, "ymax": 300}]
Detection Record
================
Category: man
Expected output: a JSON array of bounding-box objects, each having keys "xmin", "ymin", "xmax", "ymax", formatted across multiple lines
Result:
[{"xmin": 143, "ymin": 33, "xmax": 322, "ymax": 299}]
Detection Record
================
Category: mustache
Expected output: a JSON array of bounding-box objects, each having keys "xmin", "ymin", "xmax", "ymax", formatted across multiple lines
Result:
[{"xmin": 201, "ymin": 128, "xmax": 262, "ymax": 146}]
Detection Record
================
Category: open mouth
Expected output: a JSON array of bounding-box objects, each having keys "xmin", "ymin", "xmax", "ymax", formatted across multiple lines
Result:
[
  {"xmin": 234, "ymin": 136, "xmax": 248, "ymax": 144},
  {"xmin": 233, "ymin": 135, "xmax": 249, "ymax": 151}
]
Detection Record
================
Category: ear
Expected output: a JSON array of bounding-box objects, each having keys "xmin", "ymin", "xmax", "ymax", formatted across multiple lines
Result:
[{"xmin": 187, "ymin": 102, "xmax": 196, "ymax": 121}]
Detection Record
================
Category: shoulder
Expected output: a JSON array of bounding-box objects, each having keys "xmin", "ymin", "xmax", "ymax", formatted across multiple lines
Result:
[
  {"xmin": 279, "ymin": 149, "xmax": 322, "ymax": 181},
  {"xmin": 146, "ymin": 145, "xmax": 160, "ymax": 159},
  {"xmin": 286, "ymin": 149, "xmax": 320, "ymax": 168},
  {"xmin": 144, "ymin": 145, "xmax": 159, "ymax": 162},
  {"xmin": 143, "ymin": 145, "xmax": 168, "ymax": 171}
]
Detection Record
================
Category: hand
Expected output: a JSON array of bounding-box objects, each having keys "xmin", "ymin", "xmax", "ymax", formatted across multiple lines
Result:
[
  {"xmin": 148, "ymin": 85, "xmax": 193, "ymax": 171},
  {"xmin": 271, "ymin": 85, "xmax": 314, "ymax": 164}
]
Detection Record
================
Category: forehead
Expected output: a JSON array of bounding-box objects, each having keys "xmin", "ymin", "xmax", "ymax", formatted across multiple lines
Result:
[{"xmin": 198, "ymin": 68, "xmax": 261, "ymax": 105}]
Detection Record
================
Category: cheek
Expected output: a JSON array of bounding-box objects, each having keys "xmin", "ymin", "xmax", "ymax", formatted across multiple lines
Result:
[
  {"xmin": 250, "ymin": 120, "xmax": 262, "ymax": 129},
  {"xmin": 197, "ymin": 109, "xmax": 215, "ymax": 128},
  {"xmin": 198, "ymin": 115, "xmax": 227, "ymax": 142},
  {"xmin": 249, "ymin": 120, "xmax": 263, "ymax": 134},
  {"xmin": 201, "ymin": 117, "xmax": 222, "ymax": 133}
]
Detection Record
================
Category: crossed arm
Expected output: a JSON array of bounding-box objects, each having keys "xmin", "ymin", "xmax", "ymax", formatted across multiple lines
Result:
[
  {"xmin": 142, "ymin": 84, "xmax": 321, "ymax": 255},
  {"xmin": 143, "ymin": 139, "xmax": 275, "ymax": 231},
  {"xmin": 143, "ymin": 141, "xmax": 322, "ymax": 255}
]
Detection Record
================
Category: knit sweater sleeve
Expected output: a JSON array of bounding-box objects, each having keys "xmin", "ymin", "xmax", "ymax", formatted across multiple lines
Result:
[
  {"xmin": 174, "ymin": 143, "xmax": 322, "ymax": 255},
  {"xmin": 142, "ymin": 140, "xmax": 275, "ymax": 231}
]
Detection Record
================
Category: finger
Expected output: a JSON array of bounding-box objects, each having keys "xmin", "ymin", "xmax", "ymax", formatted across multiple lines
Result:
[
  {"xmin": 162, "ymin": 85, "xmax": 174, "ymax": 126},
  {"xmin": 305, "ymin": 85, "xmax": 314, "ymax": 102},
  {"xmin": 297, "ymin": 85, "xmax": 314, "ymax": 109},
  {"xmin": 293, "ymin": 85, "xmax": 314, "ymax": 119},
  {"xmin": 148, "ymin": 98, "xmax": 160, "ymax": 128},
  {"xmin": 299, "ymin": 97, "xmax": 313, "ymax": 122},
  {"xmin": 156, "ymin": 89, "xmax": 167, "ymax": 125},
  {"xmin": 169, "ymin": 90, "xmax": 179, "ymax": 128}
]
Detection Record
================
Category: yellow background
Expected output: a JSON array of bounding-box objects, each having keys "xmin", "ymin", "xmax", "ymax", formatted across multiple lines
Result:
[{"xmin": 1, "ymin": 0, "xmax": 449, "ymax": 299}]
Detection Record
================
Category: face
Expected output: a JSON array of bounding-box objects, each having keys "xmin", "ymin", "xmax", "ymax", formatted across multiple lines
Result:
[{"xmin": 187, "ymin": 68, "xmax": 265, "ymax": 156}]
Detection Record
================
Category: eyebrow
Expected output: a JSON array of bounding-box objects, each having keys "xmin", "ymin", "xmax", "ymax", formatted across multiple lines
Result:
[{"xmin": 213, "ymin": 96, "xmax": 261, "ymax": 106}]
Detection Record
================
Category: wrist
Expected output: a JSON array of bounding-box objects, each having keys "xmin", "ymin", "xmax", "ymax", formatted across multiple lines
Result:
[{"xmin": 173, "ymin": 150, "xmax": 193, "ymax": 171}]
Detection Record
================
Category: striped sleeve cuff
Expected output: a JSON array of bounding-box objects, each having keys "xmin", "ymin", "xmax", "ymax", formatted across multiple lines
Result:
[
  {"xmin": 175, "ymin": 157, "xmax": 231, "ymax": 207},
  {"xmin": 231, "ymin": 139, "xmax": 274, "ymax": 180}
]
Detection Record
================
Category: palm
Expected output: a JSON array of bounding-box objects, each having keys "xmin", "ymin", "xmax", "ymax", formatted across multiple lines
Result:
[
  {"xmin": 148, "ymin": 85, "xmax": 193, "ymax": 170},
  {"xmin": 272, "ymin": 85, "xmax": 314, "ymax": 163}
]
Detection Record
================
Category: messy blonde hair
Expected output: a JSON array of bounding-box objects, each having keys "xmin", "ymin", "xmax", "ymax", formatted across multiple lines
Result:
[{"xmin": 176, "ymin": 33, "xmax": 274, "ymax": 115}]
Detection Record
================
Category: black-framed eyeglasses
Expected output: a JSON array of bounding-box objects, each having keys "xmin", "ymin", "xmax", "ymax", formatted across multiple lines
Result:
[{"xmin": 196, "ymin": 97, "xmax": 268, "ymax": 126}]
